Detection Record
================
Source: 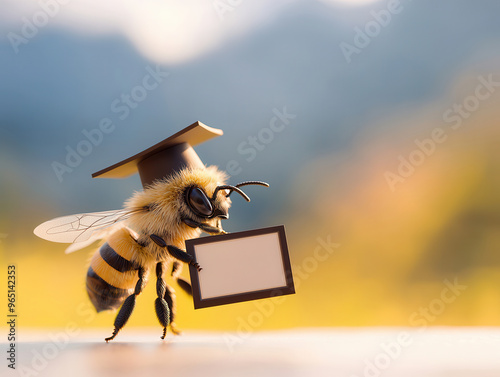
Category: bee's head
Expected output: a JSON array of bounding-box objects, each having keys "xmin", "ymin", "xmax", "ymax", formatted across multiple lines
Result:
[
  {"xmin": 125, "ymin": 166, "xmax": 268, "ymax": 238},
  {"xmin": 183, "ymin": 175, "xmax": 269, "ymax": 225},
  {"xmin": 184, "ymin": 185, "xmax": 230, "ymax": 221}
]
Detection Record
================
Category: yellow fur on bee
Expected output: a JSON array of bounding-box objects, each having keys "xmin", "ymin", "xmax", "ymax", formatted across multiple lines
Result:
[
  {"xmin": 125, "ymin": 166, "xmax": 231, "ymax": 249},
  {"xmin": 87, "ymin": 166, "xmax": 232, "ymax": 271},
  {"xmin": 107, "ymin": 228, "xmax": 139, "ymax": 262},
  {"xmin": 88, "ymin": 228, "xmax": 148, "ymax": 289},
  {"xmin": 89, "ymin": 251, "xmax": 138, "ymax": 289}
]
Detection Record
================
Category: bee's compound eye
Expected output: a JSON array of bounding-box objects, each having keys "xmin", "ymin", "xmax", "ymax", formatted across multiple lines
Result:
[{"xmin": 187, "ymin": 187, "xmax": 213, "ymax": 217}]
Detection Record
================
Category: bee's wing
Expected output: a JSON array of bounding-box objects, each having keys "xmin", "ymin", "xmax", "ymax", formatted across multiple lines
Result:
[
  {"xmin": 63, "ymin": 234, "xmax": 103, "ymax": 254},
  {"xmin": 34, "ymin": 209, "xmax": 137, "ymax": 245}
]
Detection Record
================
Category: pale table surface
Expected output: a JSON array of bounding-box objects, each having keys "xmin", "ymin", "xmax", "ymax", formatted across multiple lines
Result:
[{"xmin": 7, "ymin": 328, "xmax": 500, "ymax": 377}]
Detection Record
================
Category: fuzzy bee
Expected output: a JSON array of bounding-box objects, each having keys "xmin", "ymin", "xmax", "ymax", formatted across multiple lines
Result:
[
  {"xmin": 35, "ymin": 166, "xmax": 268, "ymax": 341},
  {"xmin": 34, "ymin": 123, "xmax": 268, "ymax": 341}
]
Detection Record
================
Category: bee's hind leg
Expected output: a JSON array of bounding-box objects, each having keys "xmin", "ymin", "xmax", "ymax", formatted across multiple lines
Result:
[
  {"xmin": 105, "ymin": 267, "xmax": 146, "ymax": 342},
  {"xmin": 165, "ymin": 261, "xmax": 191, "ymax": 335},
  {"xmin": 154, "ymin": 262, "xmax": 171, "ymax": 339},
  {"xmin": 171, "ymin": 261, "xmax": 193, "ymax": 297},
  {"xmin": 164, "ymin": 281, "xmax": 182, "ymax": 335}
]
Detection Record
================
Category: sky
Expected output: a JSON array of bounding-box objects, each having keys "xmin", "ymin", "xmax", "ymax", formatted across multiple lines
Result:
[{"xmin": 1, "ymin": 0, "xmax": 500, "ymax": 331}]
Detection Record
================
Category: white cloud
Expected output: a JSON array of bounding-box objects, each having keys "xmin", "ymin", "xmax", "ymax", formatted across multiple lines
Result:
[{"xmin": 1, "ymin": 0, "xmax": 297, "ymax": 64}]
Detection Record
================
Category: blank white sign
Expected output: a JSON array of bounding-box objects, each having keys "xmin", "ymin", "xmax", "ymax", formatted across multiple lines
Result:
[
  {"xmin": 196, "ymin": 233, "xmax": 286, "ymax": 299},
  {"xmin": 186, "ymin": 225, "xmax": 295, "ymax": 308}
]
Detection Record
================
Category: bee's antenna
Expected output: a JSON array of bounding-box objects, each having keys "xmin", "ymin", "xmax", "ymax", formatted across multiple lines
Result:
[
  {"xmin": 234, "ymin": 181, "xmax": 269, "ymax": 189},
  {"xmin": 213, "ymin": 181, "xmax": 269, "ymax": 202},
  {"xmin": 212, "ymin": 185, "xmax": 250, "ymax": 202}
]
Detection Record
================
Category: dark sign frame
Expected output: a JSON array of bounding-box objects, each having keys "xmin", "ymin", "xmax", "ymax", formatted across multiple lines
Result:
[{"xmin": 185, "ymin": 225, "xmax": 295, "ymax": 309}]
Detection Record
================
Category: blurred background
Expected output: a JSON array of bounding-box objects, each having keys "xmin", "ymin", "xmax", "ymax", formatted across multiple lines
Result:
[{"xmin": 1, "ymin": 0, "xmax": 499, "ymax": 333}]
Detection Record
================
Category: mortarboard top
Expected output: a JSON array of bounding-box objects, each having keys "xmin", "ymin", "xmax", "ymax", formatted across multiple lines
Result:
[{"xmin": 92, "ymin": 121, "xmax": 223, "ymax": 188}]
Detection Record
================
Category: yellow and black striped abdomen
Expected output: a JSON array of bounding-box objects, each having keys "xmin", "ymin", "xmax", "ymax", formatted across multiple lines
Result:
[{"xmin": 86, "ymin": 229, "xmax": 141, "ymax": 312}]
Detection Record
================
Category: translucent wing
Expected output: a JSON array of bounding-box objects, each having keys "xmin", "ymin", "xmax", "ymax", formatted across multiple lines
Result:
[
  {"xmin": 34, "ymin": 209, "xmax": 138, "ymax": 245},
  {"xmin": 64, "ymin": 234, "xmax": 103, "ymax": 254},
  {"xmin": 64, "ymin": 225, "xmax": 141, "ymax": 254}
]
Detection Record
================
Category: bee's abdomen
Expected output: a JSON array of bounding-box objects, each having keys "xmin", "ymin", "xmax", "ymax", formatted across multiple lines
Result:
[
  {"xmin": 86, "ymin": 266, "xmax": 131, "ymax": 312},
  {"xmin": 86, "ymin": 239, "xmax": 140, "ymax": 312}
]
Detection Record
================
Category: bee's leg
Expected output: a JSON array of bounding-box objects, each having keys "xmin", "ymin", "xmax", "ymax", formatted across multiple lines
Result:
[
  {"xmin": 176, "ymin": 277, "xmax": 192, "ymax": 296},
  {"xmin": 163, "ymin": 283, "xmax": 182, "ymax": 335},
  {"xmin": 182, "ymin": 218, "xmax": 227, "ymax": 235},
  {"xmin": 171, "ymin": 261, "xmax": 182, "ymax": 277},
  {"xmin": 150, "ymin": 235, "xmax": 202, "ymax": 272},
  {"xmin": 154, "ymin": 262, "xmax": 171, "ymax": 339},
  {"xmin": 198, "ymin": 222, "xmax": 228, "ymax": 235},
  {"xmin": 105, "ymin": 267, "xmax": 146, "ymax": 342},
  {"xmin": 167, "ymin": 244, "xmax": 202, "ymax": 272},
  {"xmin": 171, "ymin": 261, "xmax": 192, "ymax": 296}
]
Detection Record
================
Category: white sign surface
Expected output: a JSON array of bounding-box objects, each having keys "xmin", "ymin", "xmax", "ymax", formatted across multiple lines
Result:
[
  {"xmin": 186, "ymin": 226, "xmax": 295, "ymax": 309},
  {"xmin": 195, "ymin": 233, "xmax": 287, "ymax": 299}
]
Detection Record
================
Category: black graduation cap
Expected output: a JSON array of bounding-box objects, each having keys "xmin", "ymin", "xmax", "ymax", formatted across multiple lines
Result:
[{"xmin": 92, "ymin": 121, "xmax": 223, "ymax": 188}]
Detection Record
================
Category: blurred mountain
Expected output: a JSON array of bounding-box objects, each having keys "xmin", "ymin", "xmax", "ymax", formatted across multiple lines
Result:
[{"xmin": 1, "ymin": 0, "xmax": 500, "ymax": 230}]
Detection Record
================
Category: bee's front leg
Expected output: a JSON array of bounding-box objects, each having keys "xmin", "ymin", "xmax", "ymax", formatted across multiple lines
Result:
[
  {"xmin": 150, "ymin": 234, "xmax": 202, "ymax": 271},
  {"xmin": 182, "ymin": 218, "xmax": 227, "ymax": 235}
]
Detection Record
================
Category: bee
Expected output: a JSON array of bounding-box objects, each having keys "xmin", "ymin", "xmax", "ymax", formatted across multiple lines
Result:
[{"xmin": 34, "ymin": 166, "xmax": 268, "ymax": 341}]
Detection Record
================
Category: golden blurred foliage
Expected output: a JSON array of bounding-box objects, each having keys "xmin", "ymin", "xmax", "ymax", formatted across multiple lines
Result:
[{"xmin": 1, "ymin": 72, "xmax": 500, "ymax": 332}]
